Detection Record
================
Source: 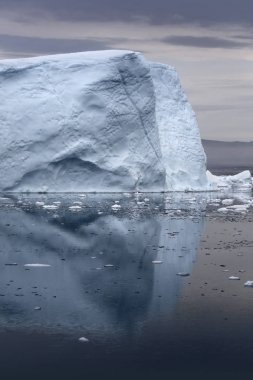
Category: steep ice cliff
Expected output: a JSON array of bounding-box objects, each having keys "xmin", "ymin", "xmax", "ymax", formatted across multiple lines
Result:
[
  {"xmin": 151, "ymin": 63, "xmax": 208, "ymax": 190},
  {"xmin": 0, "ymin": 50, "xmax": 208, "ymax": 192}
]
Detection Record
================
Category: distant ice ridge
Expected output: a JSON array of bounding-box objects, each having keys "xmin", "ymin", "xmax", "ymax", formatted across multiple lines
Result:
[{"xmin": 0, "ymin": 50, "xmax": 250, "ymax": 192}]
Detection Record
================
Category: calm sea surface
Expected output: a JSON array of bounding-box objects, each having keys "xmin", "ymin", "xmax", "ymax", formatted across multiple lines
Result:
[{"xmin": 0, "ymin": 188, "xmax": 252, "ymax": 379}]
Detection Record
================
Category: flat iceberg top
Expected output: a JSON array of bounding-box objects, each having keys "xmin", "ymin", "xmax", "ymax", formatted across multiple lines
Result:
[{"xmin": 0, "ymin": 50, "xmax": 137, "ymax": 68}]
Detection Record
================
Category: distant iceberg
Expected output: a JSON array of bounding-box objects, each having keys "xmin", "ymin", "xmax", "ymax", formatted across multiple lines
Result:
[
  {"xmin": 207, "ymin": 170, "xmax": 252, "ymax": 190},
  {"xmin": 0, "ymin": 50, "xmax": 250, "ymax": 192}
]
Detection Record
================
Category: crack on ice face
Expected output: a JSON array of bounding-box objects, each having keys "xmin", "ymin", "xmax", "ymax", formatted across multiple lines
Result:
[{"xmin": 117, "ymin": 66, "xmax": 161, "ymax": 164}]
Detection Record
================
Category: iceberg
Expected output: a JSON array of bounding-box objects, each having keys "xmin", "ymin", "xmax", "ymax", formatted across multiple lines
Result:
[
  {"xmin": 0, "ymin": 50, "xmax": 208, "ymax": 192},
  {"xmin": 207, "ymin": 170, "xmax": 252, "ymax": 190}
]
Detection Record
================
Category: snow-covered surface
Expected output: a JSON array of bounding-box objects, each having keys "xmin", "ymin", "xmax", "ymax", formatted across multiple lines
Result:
[{"xmin": 0, "ymin": 50, "xmax": 209, "ymax": 192}]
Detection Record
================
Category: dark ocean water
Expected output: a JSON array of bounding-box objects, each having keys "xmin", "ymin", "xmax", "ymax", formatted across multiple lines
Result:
[{"xmin": 0, "ymin": 190, "xmax": 252, "ymax": 380}]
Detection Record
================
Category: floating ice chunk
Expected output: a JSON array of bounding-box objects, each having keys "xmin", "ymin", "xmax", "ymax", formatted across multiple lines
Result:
[
  {"xmin": 177, "ymin": 272, "xmax": 190, "ymax": 277},
  {"xmin": 217, "ymin": 207, "xmax": 228, "ymax": 213},
  {"xmin": 229, "ymin": 276, "xmax": 240, "ymax": 280},
  {"xmin": 152, "ymin": 260, "xmax": 163, "ymax": 264},
  {"xmin": 36, "ymin": 201, "xmax": 45, "ymax": 206},
  {"xmin": 43, "ymin": 205, "xmax": 59, "ymax": 210},
  {"xmin": 226, "ymin": 205, "xmax": 249, "ymax": 213},
  {"xmin": 244, "ymin": 281, "xmax": 253, "ymax": 288},
  {"xmin": 78, "ymin": 337, "xmax": 89, "ymax": 343},
  {"xmin": 222, "ymin": 199, "xmax": 234, "ymax": 206},
  {"xmin": 104, "ymin": 264, "xmax": 114, "ymax": 268},
  {"xmin": 24, "ymin": 264, "xmax": 51, "ymax": 267},
  {"xmin": 34, "ymin": 306, "xmax": 41, "ymax": 310},
  {"xmin": 69, "ymin": 206, "xmax": 82, "ymax": 211},
  {"xmin": 111, "ymin": 204, "xmax": 121, "ymax": 211}
]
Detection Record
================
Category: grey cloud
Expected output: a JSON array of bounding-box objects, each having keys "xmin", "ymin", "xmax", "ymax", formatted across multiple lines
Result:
[
  {"xmin": 162, "ymin": 35, "xmax": 250, "ymax": 49},
  {"xmin": 0, "ymin": 34, "xmax": 124, "ymax": 56},
  {"xmin": 1, "ymin": 0, "xmax": 253, "ymax": 26}
]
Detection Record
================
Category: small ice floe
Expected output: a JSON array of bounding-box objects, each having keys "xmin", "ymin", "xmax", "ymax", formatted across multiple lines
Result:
[
  {"xmin": 104, "ymin": 264, "xmax": 114, "ymax": 268},
  {"xmin": 177, "ymin": 272, "xmax": 190, "ymax": 277},
  {"xmin": 73, "ymin": 201, "xmax": 82, "ymax": 205},
  {"xmin": 98, "ymin": 211, "xmax": 103, "ymax": 215},
  {"xmin": 227, "ymin": 205, "xmax": 249, "ymax": 213},
  {"xmin": 111, "ymin": 204, "xmax": 121, "ymax": 211},
  {"xmin": 229, "ymin": 276, "xmax": 240, "ymax": 280},
  {"xmin": 222, "ymin": 199, "xmax": 234, "ymax": 206},
  {"xmin": 34, "ymin": 306, "xmax": 41, "ymax": 311},
  {"xmin": 244, "ymin": 281, "xmax": 253, "ymax": 288},
  {"xmin": 79, "ymin": 194, "xmax": 86, "ymax": 198},
  {"xmin": 69, "ymin": 206, "xmax": 82, "ymax": 211},
  {"xmin": 43, "ymin": 205, "xmax": 59, "ymax": 210},
  {"xmin": 152, "ymin": 260, "xmax": 163, "ymax": 264},
  {"xmin": 78, "ymin": 337, "xmax": 89, "ymax": 343},
  {"xmin": 53, "ymin": 201, "xmax": 61, "ymax": 205},
  {"xmin": 24, "ymin": 264, "xmax": 51, "ymax": 268},
  {"xmin": 96, "ymin": 267, "xmax": 103, "ymax": 270},
  {"xmin": 91, "ymin": 256, "xmax": 96, "ymax": 259},
  {"xmin": 217, "ymin": 207, "xmax": 228, "ymax": 213},
  {"xmin": 144, "ymin": 198, "xmax": 150, "ymax": 202},
  {"xmin": 209, "ymin": 203, "xmax": 220, "ymax": 208},
  {"xmin": 36, "ymin": 201, "xmax": 45, "ymax": 206}
]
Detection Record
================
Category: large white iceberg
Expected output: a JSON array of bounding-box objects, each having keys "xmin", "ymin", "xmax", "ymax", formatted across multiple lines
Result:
[{"xmin": 0, "ymin": 50, "xmax": 209, "ymax": 192}]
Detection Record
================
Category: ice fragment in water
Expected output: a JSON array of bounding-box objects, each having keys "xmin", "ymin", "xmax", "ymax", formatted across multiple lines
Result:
[
  {"xmin": 78, "ymin": 337, "xmax": 89, "ymax": 343},
  {"xmin": 244, "ymin": 281, "xmax": 253, "ymax": 287}
]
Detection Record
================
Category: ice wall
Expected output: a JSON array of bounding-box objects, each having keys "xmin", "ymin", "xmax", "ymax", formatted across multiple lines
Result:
[
  {"xmin": 151, "ymin": 63, "xmax": 208, "ymax": 190},
  {"xmin": 0, "ymin": 50, "xmax": 208, "ymax": 192}
]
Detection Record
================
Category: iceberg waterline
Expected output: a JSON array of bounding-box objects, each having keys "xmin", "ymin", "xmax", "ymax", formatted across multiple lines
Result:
[{"xmin": 0, "ymin": 50, "xmax": 251, "ymax": 192}]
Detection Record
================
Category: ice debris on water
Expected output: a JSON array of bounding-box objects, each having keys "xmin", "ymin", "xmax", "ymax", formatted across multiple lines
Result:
[
  {"xmin": 244, "ymin": 281, "xmax": 253, "ymax": 288},
  {"xmin": 111, "ymin": 204, "xmax": 121, "ymax": 211},
  {"xmin": 152, "ymin": 260, "xmax": 163, "ymax": 264},
  {"xmin": 34, "ymin": 306, "xmax": 41, "ymax": 311},
  {"xmin": 24, "ymin": 264, "xmax": 51, "ymax": 267},
  {"xmin": 222, "ymin": 199, "xmax": 234, "ymax": 206},
  {"xmin": 43, "ymin": 205, "xmax": 59, "ymax": 210},
  {"xmin": 177, "ymin": 273, "xmax": 190, "ymax": 277},
  {"xmin": 69, "ymin": 206, "xmax": 82, "ymax": 211},
  {"xmin": 78, "ymin": 337, "xmax": 89, "ymax": 343},
  {"xmin": 229, "ymin": 276, "xmax": 240, "ymax": 280}
]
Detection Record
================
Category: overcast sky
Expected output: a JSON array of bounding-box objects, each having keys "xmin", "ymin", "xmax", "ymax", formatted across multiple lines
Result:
[{"xmin": 0, "ymin": 0, "xmax": 252, "ymax": 141}]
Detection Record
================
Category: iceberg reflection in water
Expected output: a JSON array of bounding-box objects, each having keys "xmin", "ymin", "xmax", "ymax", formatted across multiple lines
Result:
[{"xmin": 0, "ymin": 193, "xmax": 205, "ymax": 339}]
